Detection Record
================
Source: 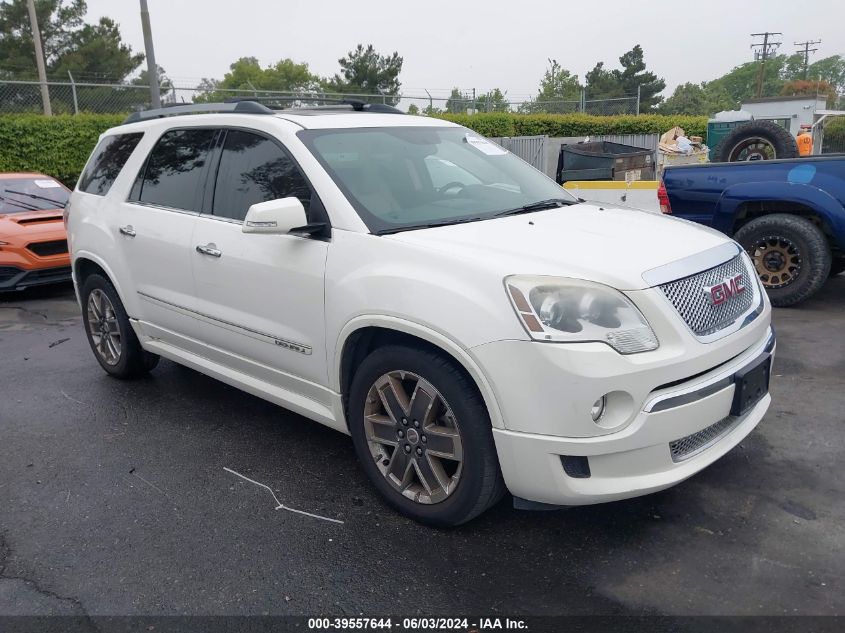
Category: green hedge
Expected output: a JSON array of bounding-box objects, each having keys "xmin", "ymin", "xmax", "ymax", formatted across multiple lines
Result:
[
  {"xmin": 8, "ymin": 111, "xmax": 800, "ymax": 186},
  {"xmin": 0, "ymin": 114, "xmax": 123, "ymax": 187},
  {"xmin": 433, "ymin": 112, "xmax": 709, "ymax": 140}
]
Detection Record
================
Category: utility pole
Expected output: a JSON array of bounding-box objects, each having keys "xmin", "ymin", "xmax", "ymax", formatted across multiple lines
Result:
[
  {"xmin": 26, "ymin": 0, "xmax": 51, "ymax": 116},
  {"xmin": 139, "ymin": 0, "xmax": 161, "ymax": 108},
  {"xmin": 795, "ymin": 39, "xmax": 821, "ymax": 79},
  {"xmin": 751, "ymin": 32, "xmax": 782, "ymax": 98}
]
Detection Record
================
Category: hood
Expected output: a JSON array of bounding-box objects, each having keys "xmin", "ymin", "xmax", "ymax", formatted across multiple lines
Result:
[
  {"xmin": 386, "ymin": 203, "xmax": 731, "ymax": 290},
  {"xmin": 0, "ymin": 209, "xmax": 65, "ymax": 242}
]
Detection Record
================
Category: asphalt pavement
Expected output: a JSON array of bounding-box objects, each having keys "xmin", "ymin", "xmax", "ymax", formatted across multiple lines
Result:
[{"xmin": 0, "ymin": 277, "xmax": 843, "ymax": 617}]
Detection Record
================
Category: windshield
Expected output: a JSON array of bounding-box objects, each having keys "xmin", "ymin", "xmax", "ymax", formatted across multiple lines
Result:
[
  {"xmin": 298, "ymin": 126, "xmax": 577, "ymax": 233},
  {"xmin": 0, "ymin": 177, "xmax": 69, "ymax": 214}
]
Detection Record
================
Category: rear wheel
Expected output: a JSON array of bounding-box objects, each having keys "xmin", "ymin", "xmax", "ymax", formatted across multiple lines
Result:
[
  {"xmin": 348, "ymin": 344, "xmax": 505, "ymax": 526},
  {"xmin": 81, "ymin": 274, "xmax": 159, "ymax": 378},
  {"xmin": 734, "ymin": 214, "xmax": 831, "ymax": 307}
]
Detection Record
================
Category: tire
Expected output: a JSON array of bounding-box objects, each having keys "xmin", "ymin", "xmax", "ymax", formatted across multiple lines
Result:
[
  {"xmin": 81, "ymin": 274, "xmax": 160, "ymax": 378},
  {"xmin": 348, "ymin": 344, "xmax": 505, "ymax": 527},
  {"xmin": 714, "ymin": 120, "xmax": 800, "ymax": 163},
  {"xmin": 830, "ymin": 259, "xmax": 845, "ymax": 277},
  {"xmin": 734, "ymin": 214, "xmax": 832, "ymax": 307}
]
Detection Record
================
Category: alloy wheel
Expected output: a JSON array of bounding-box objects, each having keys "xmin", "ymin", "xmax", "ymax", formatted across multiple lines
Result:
[
  {"xmin": 363, "ymin": 371, "xmax": 463, "ymax": 504},
  {"xmin": 750, "ymin": 235, "xmax": 802, "ymax": 289},
  {"xmin": 86, "ymin": 288, "xmax": 122, "ymax": 365}
]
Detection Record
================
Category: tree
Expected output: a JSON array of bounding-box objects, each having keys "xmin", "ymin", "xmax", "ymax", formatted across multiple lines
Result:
[
  {"xmin": 614, "ymin": 45, "xmax": 665, "ymax": 111},
  {"xmin": 324, "ymin": 43, "xmax": 403, "ymax": 104},
  {"xmin": 707, "ymin": 57, "xmax": 787, "ymax": 104},
  {"xmin": 521, "ymin": 59, "xmax": 581, "ymax": 113},
  {"xmin": 0, "ymin": 0, "xmax": 142, "ymax": 81},
  {"xmin": 585, "ymin": 62, "xmax": 624, "ymax": 99},
  {"xmin": 658, "ymin": 81, "xmax": 735, "ymax": 115},
  {"xmin": 445, "ymin": 87, "xmax": 470, "ymax": 114},
  {"xmin": 475, "ymin": 88, "xmax": 510, "ymax": 112},
  {"xmin": 407, "ymin": 103, "xmax": 419, "ymax": 115},
  {"xmin": 781, "ymin": 79, "xmax": 837, "ymax": 107},
  {"xmin": 195, "ymin": 56, "xmax": 321, "ymax": 102}
]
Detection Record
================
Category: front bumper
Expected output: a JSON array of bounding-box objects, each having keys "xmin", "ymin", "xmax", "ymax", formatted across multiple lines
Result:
[
  {"xmin": 474, "ymin": 323, "xmax": 774, "ymax": 506},
  {"xmin": 0, "ymin": 264, "xmax": 72, "ymax": 291}
]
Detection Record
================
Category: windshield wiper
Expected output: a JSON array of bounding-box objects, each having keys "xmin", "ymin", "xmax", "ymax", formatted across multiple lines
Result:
[
  {"xmin": 377, "ymin": 216, "xmax": 486, "ymax": 235},
  {"xmin": 494, "ymin": 198, "xmax": 577, "ymax": 217},
  {"xmin": 3, "ymin": 188, "xmax": 66, "ymax": 209},
  {"xmin": 0, "ymin": 195, "xmax": 41, "ymax": 212}
]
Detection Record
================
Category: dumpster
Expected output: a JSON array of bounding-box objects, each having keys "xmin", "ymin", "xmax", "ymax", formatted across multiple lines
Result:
[{"xmin": 556, "ymin": 141, "xmax": 654, "ymax": 184}]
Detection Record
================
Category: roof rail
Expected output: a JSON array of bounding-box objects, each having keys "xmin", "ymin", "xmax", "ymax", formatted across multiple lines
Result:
[
  {"xmin": 122, "ymin": 101, "xmax": 274, "ymax": 124},
  {"xmin": 223, "ymin": 96, "xmax": 404, "ymax": 114}
]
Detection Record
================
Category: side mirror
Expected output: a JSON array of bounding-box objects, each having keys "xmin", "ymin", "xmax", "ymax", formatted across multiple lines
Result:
[{"xmin": 242, "ymin": 197, "xmax": 308, "ymax": 235}]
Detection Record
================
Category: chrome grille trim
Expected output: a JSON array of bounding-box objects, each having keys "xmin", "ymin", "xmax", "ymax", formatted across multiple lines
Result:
[
  {"xmin": 669, "ymin": 415, "xmax": 743, "ymax": 463},
  {"xmin": 659, "ymin": 255, "xmax": 755, "ymax": 337}
]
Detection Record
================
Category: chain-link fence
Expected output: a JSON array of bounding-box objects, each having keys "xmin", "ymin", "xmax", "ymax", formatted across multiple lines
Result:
[{"xmin": 0, "ymin": 78, "xmax": 642, "ymax": 116}]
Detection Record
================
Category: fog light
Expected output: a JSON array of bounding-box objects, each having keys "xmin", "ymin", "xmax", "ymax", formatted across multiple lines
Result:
[{"xmin": 590, "ymin": 396, "xmax": 607, "ymax": 422}]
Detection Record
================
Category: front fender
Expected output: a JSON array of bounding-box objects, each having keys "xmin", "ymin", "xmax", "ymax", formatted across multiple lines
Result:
[
  {"xmin": 333, "ymin": 314, "xmax": 507, "ymax": 430},
  {"xmin": 714, "ymin": 181, "xmax": 845, "ymax": 248}
]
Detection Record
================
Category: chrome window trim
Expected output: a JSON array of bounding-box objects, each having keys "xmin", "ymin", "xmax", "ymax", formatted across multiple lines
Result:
[
  {"xmin": 642, "ymin": 241, "xmax": 741, "ymax": 287},
  {"xmin": 123, "ymin": 200, "xmax": 201, "ymax": 217},
  {"xmin": 644, "ymin": 326, "xmax": 774, "ymax": 413}
]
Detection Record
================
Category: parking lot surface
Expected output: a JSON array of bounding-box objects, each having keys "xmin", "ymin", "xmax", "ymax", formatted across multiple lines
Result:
[{"xmin": 1, "ymin": 278, "xmax": 843, "ymax": 617}]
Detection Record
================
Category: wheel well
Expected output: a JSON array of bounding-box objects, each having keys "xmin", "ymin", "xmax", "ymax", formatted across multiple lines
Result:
[
  {"xmin": 74, "ymin": 258, "xmax": 109, "ymax": 287},
  {"xmin": 733, "ymin": 202, "xmax": 837, "ymax": 252},
  {"xmin": 339, "ymin": 327, "xmax": 481, "ymax": 427}
]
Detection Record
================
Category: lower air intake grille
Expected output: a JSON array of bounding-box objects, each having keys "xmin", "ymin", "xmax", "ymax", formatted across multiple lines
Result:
[
  {"xmin": 0, "ymin": 266, "xmax": 21, "ymax": 282},
  {"xmin": 669, "ymin": 416, "xmax": 742, "ymax": 463}
]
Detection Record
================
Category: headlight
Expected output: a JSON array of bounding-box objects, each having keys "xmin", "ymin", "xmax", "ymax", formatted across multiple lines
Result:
[{"xmin": 505, "ymin": 275, "xmax": 659, "ymax": 354}]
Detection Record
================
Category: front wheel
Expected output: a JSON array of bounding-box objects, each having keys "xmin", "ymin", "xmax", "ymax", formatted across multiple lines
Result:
[
  {"xmin": 81, "ymin": 274, "xmax": 159, "ymax": 378},
  {"xmin": 734, "ymin": 214, "xmax": 832, "ymax": 307},
  {"xmin": 348, "ymin": 345, "xmax": 505, "ymax": 526}
]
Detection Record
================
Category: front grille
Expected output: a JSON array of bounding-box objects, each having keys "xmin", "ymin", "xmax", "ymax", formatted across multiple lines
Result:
[
  {"xmin": 659, "ymin": 255, "xmax": 754, "ymax": 337},
  {"xmin": 27, "ymin": 239, "xmax": 68, "ymax": 257},
  {"xmin": 669, "ymin": 416, "xmax": 742, "ymax": 462}
]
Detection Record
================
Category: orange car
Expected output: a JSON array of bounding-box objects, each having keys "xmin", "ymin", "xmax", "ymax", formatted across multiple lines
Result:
[{"xmin": 0, "ymin": 172, "xmax": 72, "ymax": 292}]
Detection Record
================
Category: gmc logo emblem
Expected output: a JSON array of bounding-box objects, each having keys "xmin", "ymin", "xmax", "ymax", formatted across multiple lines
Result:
[{"xmin": 703, "ymin": 274, "xmax": 746, "ymax": 306}]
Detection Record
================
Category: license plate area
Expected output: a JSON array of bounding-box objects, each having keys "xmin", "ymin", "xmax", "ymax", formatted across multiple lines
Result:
[{"xmin": 731, "ymin": 353, "xmax": 771, "ymax": 416}]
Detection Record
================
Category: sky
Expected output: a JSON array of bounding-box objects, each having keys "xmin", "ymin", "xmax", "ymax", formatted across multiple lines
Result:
[{"xmin": 85, "ymin": 0, "xmax": 845, "ymax": 103}]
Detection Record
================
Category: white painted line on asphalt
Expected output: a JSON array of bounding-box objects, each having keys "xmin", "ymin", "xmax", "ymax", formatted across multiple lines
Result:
[{"xmin": 223, "ymin": 466, "xmax": 344, "ymax": 525}]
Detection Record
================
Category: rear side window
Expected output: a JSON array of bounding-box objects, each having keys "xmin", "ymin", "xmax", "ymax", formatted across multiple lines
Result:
[
  {"xmin": 211, "ymin": 129, "xmax": 312, "ymax": 222},
  {"xmin": 135, "ymin": 128, "xmax": 217, "ymax": 212},
  {"xmin": 78, "ymin": 133, "xmax": 143, "ymax": 195}
]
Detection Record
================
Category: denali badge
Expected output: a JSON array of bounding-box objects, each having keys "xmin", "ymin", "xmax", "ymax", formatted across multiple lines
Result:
[{"xmin": 703, "ymin": 273, "xmax": 746, "ymax": 306}]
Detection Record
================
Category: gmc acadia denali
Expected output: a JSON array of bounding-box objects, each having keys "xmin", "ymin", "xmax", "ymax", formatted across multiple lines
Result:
[{"xmin": 66, "ymin": 101, "xmax": 775, "ymax": 526}]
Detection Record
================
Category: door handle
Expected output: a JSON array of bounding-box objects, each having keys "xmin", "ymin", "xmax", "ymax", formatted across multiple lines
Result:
[
  {"xmin": 195, "ymin": 243, "xmax": 222, "ymax": 258},
  {"xmin": 118, "ymin": 225, "xmax": 136, "ymax": 237}
]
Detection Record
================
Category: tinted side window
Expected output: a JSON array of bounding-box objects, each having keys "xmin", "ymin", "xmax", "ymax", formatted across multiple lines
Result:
[
  {"xmin": 212, "ymin": 130, "xmax": 311, "ymax": 222},
  {"xmin": 137, "ymin": 128, "xmax": 217, "ymax": 211},
  {"xmin": 78, "ymin": 133, "xmax": 143, "ymax": 195}
]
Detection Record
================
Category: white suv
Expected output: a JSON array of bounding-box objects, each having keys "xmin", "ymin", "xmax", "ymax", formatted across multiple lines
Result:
[{"xmin": 67, "ymin": 101, "xmax": 774, "ymax": 526}]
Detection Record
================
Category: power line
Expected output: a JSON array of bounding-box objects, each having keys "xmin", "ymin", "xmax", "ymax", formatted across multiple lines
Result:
[
  {"xmin": 750, "ymin": 32, "xmax": 782, "ymax": 98},
  {"xmin": 794, "ymin": 39, "xmax": 821, "ymax": 79}
]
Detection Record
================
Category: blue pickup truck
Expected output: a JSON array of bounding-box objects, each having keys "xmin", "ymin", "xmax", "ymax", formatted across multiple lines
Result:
[{"xmin": 663, "ymin": 156, "xmax": 845, "ymax": 306}]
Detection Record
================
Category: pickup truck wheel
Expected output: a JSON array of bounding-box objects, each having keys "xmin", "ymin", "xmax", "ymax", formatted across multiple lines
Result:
[
  {"xmin": 81, "ymin": 274, "xmax": 160, "ymax": 378},
  {"xmin": 715, "ymin": 120, "xmax": 799, "ymax": 162},
  {"xmin": 348, "ymin": 345, "xmax": 505, "ymax": 526},
  {"xmin": 734, "ymin": 214, "xmax": 832, "ymax": 307}
]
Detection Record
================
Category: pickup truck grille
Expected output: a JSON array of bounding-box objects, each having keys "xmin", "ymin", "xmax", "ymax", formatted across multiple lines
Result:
[{"xmin": 659, "ymin": 255, "xmax": 755, "ymax": 337}]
